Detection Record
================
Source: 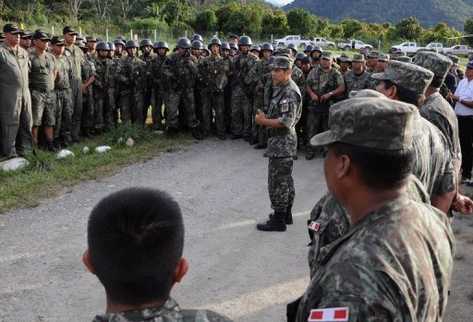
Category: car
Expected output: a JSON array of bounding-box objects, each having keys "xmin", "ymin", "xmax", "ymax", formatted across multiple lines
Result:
[
  {"xmin": 390, "ymin": 42, "xmax": 420, "ymax": 55},
  {"xmin": 337, "ymin": 39, "xmax": 373, "ymax": 51},
  {"xmin": 423, "ymin": 42, "xmax": 444, "ymax": 52},
  {"xmin": 311, "ymin": 37, "xmax": 336, "ymax": 49},
  {"xmin": 443, "ymin": 44, "xmax": 473, "ymax": 57},
  {"xmin": 273, "ymin": 35, "xmax": 313, "ymax": 49}
]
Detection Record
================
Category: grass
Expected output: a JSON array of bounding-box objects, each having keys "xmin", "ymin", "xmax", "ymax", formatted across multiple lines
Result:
[{"xmin": 0, "ymin": 125, "xmax": 193, "ymax": 214}]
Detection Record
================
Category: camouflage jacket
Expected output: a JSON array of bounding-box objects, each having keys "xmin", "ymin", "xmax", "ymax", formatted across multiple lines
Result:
[
  {"xmin": 54, "ymin": 54, "xmax": 72, "ymax": 90},
  {"xmin": 198, "ymin": 54, "xmax": 230, "ymax": 93},
  {"xmin": 92, "ymin": 297, "xmax": 232, "ymax": 322},
  {"xmin": 140, "ymin": 53, "xmax": 156, "ymax": 90},
  {"xmin": 151, "ymin": 54, "xmax": 168, "ymax": 90},
  {"xmin": 421, "ymin": 92, "xmax": 462, "ymax": 163},
  {"xmin": 306, "ymin": 67, "xmax": 344, "ymax": 112},
  {"xmin": 230, "ymin": 53, "xmax": 257, "ymax": 90},
  {"xmin": 163, "ymin": 53, "xmax": 199, "ymax": 90},
  {"xmin": 94, "ymin": 57, "xmax": 113, "ymax": 93},
  {"xmin": 64, "ymin": 44, "xmax": 84, "ymax": 81},
  {"xmin": 245, "ymin": 58, "xmax": 272, "ymax": 95},
  {"xmin": 291, "ymin": 65, "xmax": 305, "ymax": 90},
  {"xmin": 266, "ymin": 79, "xmax": 302, "ymax": 158},
  {"xmin": 343, "ymin": 70, "xmax": 372, "ymax": 96},
  {"xmin": 296, "ymin": 195, "xmax": 454, "ymax": 322},
  {"xmin": 118, "ymin": 56, "xmax": 146, "ymax": 92}
]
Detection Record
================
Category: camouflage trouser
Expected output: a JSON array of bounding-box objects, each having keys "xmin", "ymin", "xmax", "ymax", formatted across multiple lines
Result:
[
  {"xmin": 82, "ymin": 88, "xmax": 95, "ymax": 130},
  {"xmin": 94, "ymin": 90, "xmax": 106, "ymax": 130},
  {"xmin": 119, "ymin": 90, "xmax": 144, "ymax": 126},
  {"xmin": 105, "ymin": 87, "xmax": 115, "ymax": 130},
  {"xmin": 0, "ymin": 96, "xmax": 32, "ymax": 158},
  {"xmin": 165, "ymin": 88, "xmax": 199, "ymax": 130},
  {"xmin": 231, "ymin": 86, "xmax": 252, "ymax": 137},
  {"xmin": 71, "ymin": 78, "xmax": 83, "ymax": 140},
  {"xmin": 201, "ymin": 90, "xmax": 225, "ymax": 136},
  {"xmin": 31, "ymin": 90, "xmax": 55, "ymax": 127},
  {"xmin": 142, "ymin": 86, "xmax": 153, "ymax": 123},
  {"xmin": 306, "ymin": 110, "xmax": 329, "ymax": 153},
  {"xmin": 54, "ymin": 88, "xmax": 72, "ymax": 141},
  {"xmin": 253, "ymin": 87, "xmax": 267, "ymax": 145},
  {"xmin": 224, "ymin": 85, "xmax": 232, "ymax": 133},
  {"xmin": 268, "ymin": 157, "xmax": 295, "ymax": 213},
  {"xmin": 151, "ymin": 86, "xmax": 166, "ymax": 129}
]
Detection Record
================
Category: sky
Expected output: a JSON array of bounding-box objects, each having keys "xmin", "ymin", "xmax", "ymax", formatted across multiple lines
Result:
[{"xmin": 266, "ymin": 0, "xmax": 294, "ymax": 6}]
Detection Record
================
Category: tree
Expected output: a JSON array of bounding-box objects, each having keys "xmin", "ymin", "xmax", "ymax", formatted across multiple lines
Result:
[
  {"xmin": 395, "ymin": 16, "xmax": 423, "ymax": 40},
  {"xmin": 286, "ymin": 8, "xmax": 316, "ymax": 36},
  {"xmin": 92, "ymin": 0, "xmax": 113, "ymax": 20},
  {"xmin": 464, "ymin": 18, "xmax": 473, "ymax": 47},
  {"xmin": 341, "ymin": 19, "xmax": 363, "ymax": 38},
  {"xmin": 261, "ymin": 10, "xmax": 289, "ymax": 38},
  {"xmin": 193, "ymin": 9, "xmax": 217, "ymax": 34}
]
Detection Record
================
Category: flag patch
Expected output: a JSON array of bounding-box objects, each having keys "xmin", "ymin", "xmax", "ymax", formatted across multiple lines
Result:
[
  {"xmin": 308, "ymin": 221, "xmax": 321, "ymax": 232},
  {"xmin": 308, "ymin": 307, "xmax": 349, "ymax": 321}
]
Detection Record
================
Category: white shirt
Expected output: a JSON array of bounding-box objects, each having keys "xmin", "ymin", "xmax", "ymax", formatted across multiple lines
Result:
[{"xmin": 454, "ymin": 78, "xmax": 473, "ymax": 116}]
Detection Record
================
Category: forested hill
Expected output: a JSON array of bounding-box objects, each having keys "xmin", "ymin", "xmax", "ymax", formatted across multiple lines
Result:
[{"xmin": 283, "ymin": 0, "xmax": 473, "ymax": 29}]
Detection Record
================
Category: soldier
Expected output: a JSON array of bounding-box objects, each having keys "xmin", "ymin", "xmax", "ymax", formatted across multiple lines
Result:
[
  {"xmin": 343, "ymin": 53, "xmax": 372, "ymax": 96},
  {"xmin": 139, "ymin": 39, "xmax": 156, "ymax": 125},
  {"xmin": 117, "ymin": 40, "xmax": 146, "ymax": 125},
  {"xmin": 191, "ymin": 40, "xmax": 204, "ymax": 60},
  {"xmin": 86, "ymin": 36, "xmax": 97, "ymax": 58},
  {"xmin": 310, "ymin": 46, "xmax": 323, "ymax": 68},
  {"xmin": 294, "ymin": 52, "xmax": 306, "ymax": 70},
  {"xmin": 230, "ymin": 35, "xmax": 257, "ymax": 140},
  {"xmin": 150, "ymin": 41, "xmax": 169, "ymax": 131},
  {"xmin": 250, "ymin": 45, "xmax": 261, "ymax": 59},
  {"xmin": 228, "ymin": 33, "xmax": 239, "ymax": 46},
  {"xmin": 29, "ymin": 30, "xmax": 57, "ymax": 151},
  {"xmin": 303, "ymin": 44, "xmax": 314, "ymax": 56},
  {"xmin": 375, "ymin": 52, "xmax": 390, "ymax": 72},
  {"xmin": 84, "ymin": 188, "xmax": 232, "ymax": 322},
  {"xmin": 51, "ymin": 36, "xmax": 73, "ymax": 148},
  {"xmin": 93, "ymin": 42, "xmax": 112, "ymax": 133},
  {"xmin": 287, "ymin": 43, "xmax": 298, "ymax": 57},
  {"xmin": 20, "ymin": 30, "xmax": 32, "ymax": 51},
  {"xmin": 0, "ymin": 23, "xmax": 32, "ymax": 159},
  {"xmin": 63, "ymin": 26, "xmax": 84, "ymax": 143},
  {"xmin": 198, "ymin": 37, "xmax": 230, "ymax": 139},
  {"xmin": 162, "ymin": 37, "xmax": 202, "ymax": 139},
  {"xmin": 255, "ymin": 56, "xmax": 302, "ymax": 232},
  {"xmin": 229, "ymin": 42, "xmax": 238, "ymax": 57},
  {"xmin": 337, "ymin": 53, "xmax": 351, "ymax": 75},
  {"xmin": 113, "ymin": 39, "xmax": 126, "ymax": 58},
  {"xmin": 305, "ymin": 52, "xmax": 345, "ymax": 160},
  {"xmin": 221, "ymin": 42, "xmax": 233, "ymax": 134},
  {"xmin": 292, "ymin": 96, "xmax": 454, "ymax": 322},
  {"xmin": 247, "ymin": 42, "xmax": 273, "ymax": 149},
  {"xmin": 365, "ymin": 51, "xmax": 379, "ymax": 72},
  {"xmin": 81, "ymin": 43, "xmax": 96, "ymax": 136}
]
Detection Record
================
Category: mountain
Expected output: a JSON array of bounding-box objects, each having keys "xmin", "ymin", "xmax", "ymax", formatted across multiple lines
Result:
[{"xmin": 283, "ymin": 0, "xmax": 473, "ymax": 29}]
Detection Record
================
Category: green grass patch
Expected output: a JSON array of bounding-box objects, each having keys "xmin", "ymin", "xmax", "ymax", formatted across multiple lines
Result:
[{"xmin": 0, "ymin": 125, "xmax": 192, "ymax": 214}]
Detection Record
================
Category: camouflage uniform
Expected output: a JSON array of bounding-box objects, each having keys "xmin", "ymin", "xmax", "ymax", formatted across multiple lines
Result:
[
  {"xmin": 230, "ymin": 53, "xmax": 257, "ymax": 138},
  {"xmin": 117, "ymin": 56, "xmax": 146, "ymax": 125},
  {"xmin": 64, "ymin": 43, "xmax": 84, "ymax": 141},
  {"xmin": 199, "ymin": 54, "xmax": 230, "ymax": 137},
  {"xmin": 29, "ymin": 48, "xmax": 57, "ymax": 127},
  {"xmin": 94, "ymin": 57, "xmax": 113, "ymax": 131},
  {"xmin": 81, "ymin": 54, "xmax": 96, "ymax": 132},
  {"xmin": 151, "ymin": 54, "xmax": 168, "ymax": 130},
  {"xmin": 110, "ymin": 56, "xmax": 123, "ymax": 126},
  {"xmin": 53, "ymin": 54, "xmax": 73, "ymax": 143},
  {"xmin": 266, "ymin": 78, "xmax": 302, "ymax": 213},
  {"xmin": 343, "ymin": 70, "xmax": 372, "ymax": 96},
  {"xmin": 92, "ymin": 297, "xmax": 232, "ymax": 322},
  {"xmin": 140, "ymin": 52, "xmax": 156, "ymax": 123},
  {"xmin": 293, "ymin": 96, "xmax": 454, "ymax": 322},
  {"xmin": 0, "ymin": 42, "xmax": 32, "ymax": 157},
  {"xmin": 163, "ymin": 52, "xmax": 200, "ymax": 130}
]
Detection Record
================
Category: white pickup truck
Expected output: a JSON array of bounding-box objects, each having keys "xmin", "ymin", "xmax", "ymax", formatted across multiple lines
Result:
[
  {"xmin": 390, "ymin": 42, "xmax": 420, "ymax": 55},
  {"xmin": 423, "ymin": 42, "xmax": 444, "ymax": 52},
  {"xmin": 337, "ymin": 39, "xmax": 373, "ymax": 51},
  {"xmin": 312, "ymin": 37, "xmax": 336, "ymax": 49},
  {"xmin": 273, "ymin": 35, "xmax": 313, "ymax": 49}
]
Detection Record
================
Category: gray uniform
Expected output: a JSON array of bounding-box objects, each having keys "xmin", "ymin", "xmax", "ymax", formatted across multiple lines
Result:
[
  {"xmin": 64, "ymin": 44, "xmax": 83, "ymax": 141},
  {"xmin": 0, "ymin": 43, "xmax": 32, "ymax": 157},
  {"xmin": 343, "ymin": 70, "xmax": 372, "ymax": 96},
  {"xmin": 53, "ymin": 54, "xmax": 73, "ymax": 142}
]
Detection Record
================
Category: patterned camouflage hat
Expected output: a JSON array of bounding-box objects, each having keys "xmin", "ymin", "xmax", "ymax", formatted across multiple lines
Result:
[
  {"xmin": 413, "ymin": 51, "xmax": 452, "ymax": 82},
  {"xmin": 321, "ymin": 51, "xmax": 332, "ymax": 60},
  {"xmin": 371, "ymin": 60, "xmax": 434, "ymax": 96},
  {"xmin": 352, "ymin": 53, "xmax": 365, "ymax": 63},
  {"xmin": 274, "ymin": 47, "xmax": 292, "ymax": 58},
  {"xmin": 378, "ymin": 53, "xmax": 390, "ymax": 62},
  {"xmin": 271, "ymin": 56, "xmax": 293, "ymax": 69},
  {"xmin": 338, "ymin": 53, "xmax": 351, "ymax": 63},
  {"xmin": 348, "ymin": 89, "xmax": 385, "ymax": 98},
  {"xmin": 392, "ymin": 56, "xmax": 412, "ymax": 63},
  {"xmin": 367, "ymin": 51, "xmax": 379, "ymax": 59},
  {"xmin": 310, "ymin": 96, "xmax": 416, "ymax": 150}
]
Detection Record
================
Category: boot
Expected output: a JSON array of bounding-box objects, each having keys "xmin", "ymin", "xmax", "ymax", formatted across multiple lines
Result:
[
  {"xmin": 254, "ymin": 143, "xmax": 267, "ymax": 150},
  {"xmin": 286, "ymin": 208, "xmax": 293, "ymax": 225},
  {"xmin": 305, "ymin": 150, "xmax": 315, "ymax": 160},
  {"xmin": 47, "ymin": 141, "xmax": 59, "ymax": 153},
  {"xmin": 257, "ymin": 211, "xmax": 287, "ymax": 232},
  {"xmin": 191, "ymin": 127, "xmax": 204, "ymax": 140}
]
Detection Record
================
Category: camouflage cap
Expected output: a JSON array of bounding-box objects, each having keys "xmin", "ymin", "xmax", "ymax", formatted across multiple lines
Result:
[
  {"xmin": 378, "ymin": 53, "xmax": 390, "ymax": 62},
  {"xmin": 274, "ymin": 47, "xmax": 292, "ymax": 58},
  {"xmin": 392, "ymin": 56, "xmax": 412, "ymax": 63},
  {"xmin": 367, "ymin": 51, "xmax": 379, "ymax": 59},
  {"xmin": 348, "ymin": 89, "xmax": 386, "ymax": 99},
  {"xmin": 321, "ymin": 51, "xmax": 332, "ymax": 60},
  {"xmin": 371, "ymin": 60, "xmax": 434, "ymax": 96},
  {"xmin": 352, "ymin": 53, "xmax": 365, "ymax": 63},
  {"xmin": 413, "ymin": 51, "xmax": 452, "ymax": 82},
  {"xmin": 51, "ymin": 36, "xmax": 65, "ymax": 46},
  {"xmin": 338, "ymin": 53, "xmax": 351, "ymax": 63},
  {"xmin": 310, "ymin": 96, "xmax": 416, "ymax": 150},
  {"xmin": 271, "ymin": 56, "xmax": 293, "ymax": 69}
]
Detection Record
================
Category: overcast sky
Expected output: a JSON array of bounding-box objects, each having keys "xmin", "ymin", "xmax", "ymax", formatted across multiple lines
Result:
[{"xmin": 266, "ymin": 0, "xmax": 294, "ymax": 6}]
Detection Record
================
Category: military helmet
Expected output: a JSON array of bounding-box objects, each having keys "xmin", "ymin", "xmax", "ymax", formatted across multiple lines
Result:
[
  {"xmin": 221, "ymin": 42, "xmax": 231, "ymax": 51},
  {"xmin": 177, "ymin": 37, "xmax": 191, "ymax": 49},
  {"xmin": 108, "ymin": 41, "xmax": 115, "ymax": 51},
  {"xmin": 114, "ymin": 39, "xmax": 126, "ymax": 47},
  {"xmin": 154, "ymin": 41, "xmax": 169, "ymax": 50},
  {"xmin": 238, "ymin": 36, "xmax": 252, "ymax": 46},
  {"xmin": 261, "ymin": 43, "xmax": 274, "ymax": 52},
  {"xmin": 140, "ymin": 38, "xmax": 153, "ymax": 48},
  {"xmin": 304, "ymin": 44, "xmax": 314, "ymax": 53},
  {"xmin": 295, "ymin": 52, "xmax": 306, "ymax": 61},
  {"xmin": 125, "ymin": 40, "xmax": 138, "ymax": 48},
  {"xmin": 209, "ymin": 37, "xmax": 222, "ymax": 47},
  {"xmin": 230, "ymin": 43, "xmax": 238, "ymax": 50},
  {"xmin": 191, "ymin": 34, "xmax": 203, "ymax": 43},
  {"xmin": 96, "ymin": 41, "xmax": 110, "ymax": 51},
  {"xmin": 312, "ymin": 46, "xmax": 323, "ymax": 53},
  {"xmin": 251, "ymin": 45, "xmax": 261, "ymax": 52},
  {"xmin": 287, "ymin": 43, "xmax": 297, "ymax": 52},
  {"xmin": 192, "ymin": 40, "xmax": 204, "ymax": 50}
]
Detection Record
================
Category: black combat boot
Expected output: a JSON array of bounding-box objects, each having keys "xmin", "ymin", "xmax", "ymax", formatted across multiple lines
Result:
[
  {"xmin": 286, "ymin": 207, "xmax": 293, "ymax": 225},
  {"xmin": 191, "ymin": 127, "xmax": 204, "ymax": 140},
  {"xmin": 257, "ymin": 211, "xmax": 287, "ymax": 232}
]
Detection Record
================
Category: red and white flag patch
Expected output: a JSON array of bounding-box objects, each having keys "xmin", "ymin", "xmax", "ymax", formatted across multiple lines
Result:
[
  {"xmin": 308, "ymin": 307, "xmax": 349, "ymax": 322},
  {"xmin": 308, "ymin": 221, "xmax": 321, "ymax": 232}
]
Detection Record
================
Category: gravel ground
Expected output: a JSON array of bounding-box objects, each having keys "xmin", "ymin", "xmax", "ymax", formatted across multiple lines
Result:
[{"xmin": 0, "ymin": 139, "xmax": 471, "ymax": 322}]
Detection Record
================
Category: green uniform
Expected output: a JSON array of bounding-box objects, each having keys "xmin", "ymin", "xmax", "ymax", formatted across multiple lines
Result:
[
  {"xmin": 343, "ymin": 70, "xmax": 372, "ymax": 96},
  {"xmin": 64, "ymin": 44, "xmax": 84, "ymax": 141},
  {"xmin": 94, "ymin": 57, "xmax": 114, "ymax": 131},
  {"xmin": 53, "ymin": 54, "xmax": 73, "ymax": 143},
  {"xmin": 117, "ymin": 56, "xmax": 146, "ymax": 125},
  {"xmin": 81, "ymin": 54, "xmax": 96, "ymax": 131},
  {"xmin": 140, "ymin": 52, "xmax": 156, "ymax": 123},
  {"xmin": 151, "ymin": 54, "xmax": 168, "ymax": 130},
  {"xmin": 0, "ymin": 43, "xmax": 32, "ymax": 157}
]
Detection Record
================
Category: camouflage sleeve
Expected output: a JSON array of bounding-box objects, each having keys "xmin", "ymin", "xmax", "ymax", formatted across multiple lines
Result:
[
  {"xmin": 334, "ymin": 69, "xmax": 344, "ymax": 87},
  {"xmin": 306, "ymin": 69, "xmax": 317, "ymax": 89},
  {"xmin": 421, "ymin": 110, "xmax": 456, "ymax": 159},
  {"xmin": 278, "ymin": 90, "xmax": 301, "ymax": 129}
]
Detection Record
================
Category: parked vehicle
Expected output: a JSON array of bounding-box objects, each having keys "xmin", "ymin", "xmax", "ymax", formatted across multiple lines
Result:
[
  {"xmin": 390, "ymin": 42, "xmax": 420, "ymax": 55},
  {"xmin": 423, "ymin": 42, "xmax": 444, "ymax": 52},
  {"xmin": 273, "ymin": 35, "xmax": 313, "ymax": 49},
  {"xmin": 443, "ymin": 44, "xmax": 473, "ymax": 57},
  {"xmin": 337, "ymin": 39, "xmax": 373, "ymax": 51},
  {"xmin": 312, "ymin": 37, "xmax": 336, "ymax": 48}
]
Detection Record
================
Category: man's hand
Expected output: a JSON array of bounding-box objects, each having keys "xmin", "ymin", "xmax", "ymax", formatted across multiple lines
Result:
[
  {"xmin": 80, "ymin": 84, "xmax": 87, "ymax": 94},
  {"xmin": 310, "ymin": 92, "xmax": 319, "ymax": 103},
  {"xmin": 320, "ymin": 93, "xmax": 332, "ymax": 103},
  {"xmin": 255, "ymin": 109, "xmax": 266, "ymax": 126},
  {"xmin": 452, "ymin": 193, "xmax": 473, "ymax": 214}
]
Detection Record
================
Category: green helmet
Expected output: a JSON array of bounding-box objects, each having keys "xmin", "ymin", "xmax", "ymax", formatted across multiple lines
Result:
[
  {"xmin": 154, "ymin": 41, "xmax": 169, "ymax": 50},
  {"xmin": 288, "ymin": 43, "xmax": 298, "ymax": 53},
  {"xmin": 96, "ymin": 41, "xmax": 110, "ymax": 51},
  {"xmin": 304, "ymin": 44, "xmax": 314, "ymax": 53},
  {"xmin": 114, "ymin": 39, "xmax": 125, "ymax": 47},
  {"xmin": 125, "ymin": 40, "xmax": 138, "ymax": 48},
  {"xmin": 221, "ymin": 42, "xmax": 231, "ymax": 51},
  {"xmin": 251, "ymin": 45, "xmax": 261, "ymax": 52},
  {"xmin": 210, "ymin": 37, "xmax": 222, "ymax": 47},
  {"xmin": 192, "ymin": 40, "xmax": 204, "ymax": 50},
  {"xmin": 238, "ymin": 36, "xmax": 252, "ymax": 46},
  {"xmin": 191, "ymin": 34, "xmax": 203, "ymax": 43},
  {"xmin": 176, "ymin": 37, "xmax": 191, "ymax": 49},
  {"xmin": 108, "ymin": 41, "xmax": 115, "ymax": 51},
  {"xmin": 295, "ymin": 52, "xmax": 306, "ymax": 61},
  {"xmin": 261, "ymin": 43, "xmax": 274, "ymax": 52},
  {"xmin": 140, "ymin": 39, "xmax": 153, "ymax": 48}
]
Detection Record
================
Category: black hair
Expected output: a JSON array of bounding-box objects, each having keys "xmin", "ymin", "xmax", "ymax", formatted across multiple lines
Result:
[
  {"xmin": 87, "ymin": 187, "xmax": 184, "ymax": 305},
  {"xmin": 382, "ymin": 80, "xmax": 420, "ymax": 106},
  {"xmin": 331, "ymin": 143, "xmax": 414, "ymax": 190},
  {"xmin": 430, "ymin": 76, "xmax": 443, "ymax": 89}
]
